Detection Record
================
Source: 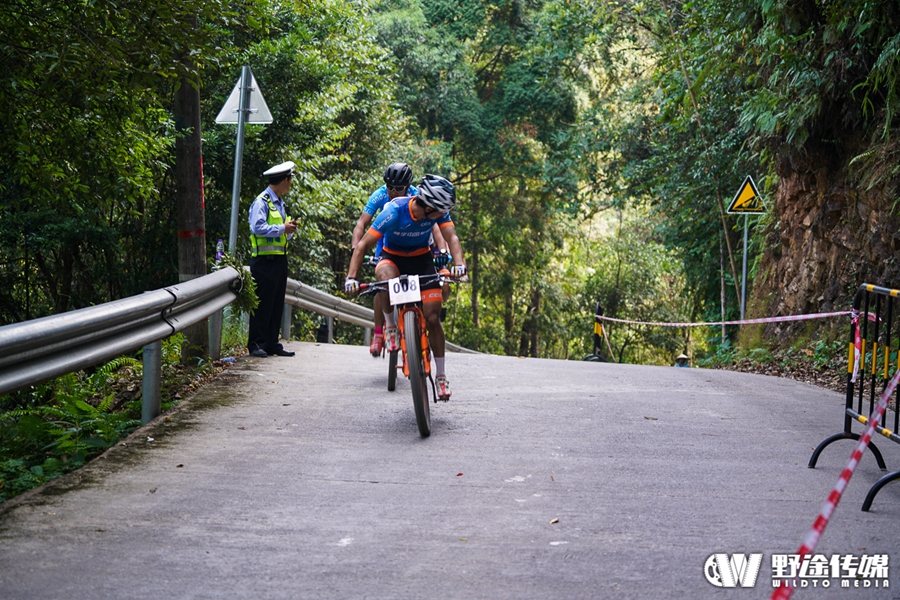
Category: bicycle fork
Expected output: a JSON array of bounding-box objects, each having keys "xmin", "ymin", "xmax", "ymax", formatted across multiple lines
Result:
[{"xmin": 398, "ymin": 307, "xmax": 432, "ymax": 378}]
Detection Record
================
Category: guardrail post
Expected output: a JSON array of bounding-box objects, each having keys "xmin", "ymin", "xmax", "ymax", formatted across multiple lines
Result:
[
  {"xmin": 327, "ymin": 316, "xmax": 334, "ymax": 343},
  {"xmin": 209, "ymin": 308, "xmax": 223, "ymax": 361},
  {"xmin": 364, "ymin": 327, "xmax": 371, "ymax": 347},
  {"xmin": 142, "ymin": 340, "xmax": 162, "ymax": 425},
  {"xmin": 282, "ymin": 304, "xmax": 292, "ymax": 342}
]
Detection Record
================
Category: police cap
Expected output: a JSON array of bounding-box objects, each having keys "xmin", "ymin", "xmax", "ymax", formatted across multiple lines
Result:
[{"xmin": 263, "ymin": 161, "xmax": 295, "ymax": 179}]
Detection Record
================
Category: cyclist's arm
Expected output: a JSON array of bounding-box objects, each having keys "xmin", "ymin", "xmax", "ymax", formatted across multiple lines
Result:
[
  {"xmin": 351, "ymin": 212, "xmax": 374, "ymax": 250},
  {"xmin": 347, "ymin": 230, "xmax": 380, "ymax": 280},
  {"xmin": 431, "ymin": 224, "xmax": 449, "ymax": 252},
  {"xmin": 438, "ymin": 223, "xmax": 465, "ymax": 270}
]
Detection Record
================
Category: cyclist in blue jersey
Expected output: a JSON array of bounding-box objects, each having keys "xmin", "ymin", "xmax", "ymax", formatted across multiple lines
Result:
[
  {"xmin": 345, "ymin": 175, "xmax": 466, "ymax": 400},
  {"xmin": 351, "ymin": 163, "xmax": 420, "ymax": 356}
]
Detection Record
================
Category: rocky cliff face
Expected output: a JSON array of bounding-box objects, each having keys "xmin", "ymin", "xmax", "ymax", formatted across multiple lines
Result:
[{"xmin": 751, "ymin": 144, "xmax": 900, "ymax": 342}]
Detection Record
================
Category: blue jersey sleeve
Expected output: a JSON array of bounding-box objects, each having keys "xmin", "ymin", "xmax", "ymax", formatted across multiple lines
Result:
[
  {"xmin": 364, "ymin": 184, "xmax": 419, "ymax": 216},
  {"xmin": 363, "ymin": 186, "xmax": 389, "ymax": 216}
]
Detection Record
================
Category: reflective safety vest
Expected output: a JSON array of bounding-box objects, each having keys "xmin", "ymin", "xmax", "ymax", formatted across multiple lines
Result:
[{"xmin": 250, "ymin": 192, "xmax": 288, "ymax": 257}]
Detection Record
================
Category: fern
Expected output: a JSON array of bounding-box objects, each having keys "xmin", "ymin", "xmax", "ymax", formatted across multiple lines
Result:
[{"xmin": 1, "ymin": 357, "xmax": 143, "ymax": 469}]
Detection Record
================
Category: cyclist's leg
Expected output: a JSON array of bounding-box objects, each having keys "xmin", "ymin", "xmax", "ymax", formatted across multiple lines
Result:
[
  {"xmin": 375, "ymin": 257, "xmax": 400, "ymax": 350},
  {"xmin": 373, "ymin": 240, "xmax": 386, "ymax": 329},
  {"xmin": 373, "ymin": 294, "xmax": 385, "ymax": 329},
  {"xmin": 422, "ymin": 294, "xmax": 445, "ymax": 361},
  {"xmin": 422, "ymin": 293, "xmax": 451, "ymax": 399},
  {"xmin": 369, "ymin": 292, "xmax": 386, "ymax": 356}
]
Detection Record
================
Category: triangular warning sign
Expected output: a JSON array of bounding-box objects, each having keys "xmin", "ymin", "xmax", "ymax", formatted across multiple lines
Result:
[
  {"xmin": 215, "ymin": 71, "xmax": 273, "ymax": 124},
  {"xmin": 727, "ymin": 175, "xmax": 765, "ymax": 214}
]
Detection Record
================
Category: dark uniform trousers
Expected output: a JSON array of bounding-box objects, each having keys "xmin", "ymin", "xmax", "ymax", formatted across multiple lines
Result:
[{"xmin": 248, "ymin": 254, "xmax": 288, "ymax": 354}]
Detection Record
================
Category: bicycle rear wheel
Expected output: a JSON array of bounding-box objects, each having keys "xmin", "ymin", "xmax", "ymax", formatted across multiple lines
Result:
[
  {"xmin": 404, "ymin": 309, "xmax": 431, "ymax": 437},
  {"xmin": 387, "ymin": 348, "xmax": 398, "ymax": 391}
]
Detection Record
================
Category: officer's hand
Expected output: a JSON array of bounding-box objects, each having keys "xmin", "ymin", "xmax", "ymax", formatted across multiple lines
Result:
[
  {"xmin": 344, "ymin": 277, "xmax": 359, "ymax": 293},
  {"xmin": 450, "ymin": 264, "xmax": 467, "ymax": 279},
  {"xmin": 284, "ymin": 221, "xmax": 298, "ymax": 235}
]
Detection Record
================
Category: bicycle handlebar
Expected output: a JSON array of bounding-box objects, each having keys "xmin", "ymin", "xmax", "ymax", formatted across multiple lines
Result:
[{"xmin": 357, "ymin": 272, "xmax": 468, "ymax": 295}]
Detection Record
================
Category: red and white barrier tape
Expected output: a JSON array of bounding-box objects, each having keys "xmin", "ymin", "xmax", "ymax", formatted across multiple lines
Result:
[
  {"xmin": 596, "ymin": 310, "xmax": 853, "ymax": 329},
  {"xmin": 852, "ymin": 312, "xmax": 862, "ymax": 383},
  {"xmin": 849, "ymin": 310, "xmax": 882, "ymax": 383},
  {"xmin": 597, "ymin": 308, "xmax": 882, "ymax": 380},
  {"xmin": 771, "ymin": 367, "xmax": 900, "ymax": 600}
]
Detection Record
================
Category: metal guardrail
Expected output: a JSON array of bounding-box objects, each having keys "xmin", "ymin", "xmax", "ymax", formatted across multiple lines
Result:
[
  {"xmin": 0, "ymin": 267, "xmax": 240, "ymax": 420},
  {"xmin": 0, "ymin": 267, "xmax": 478, "ymax": 424}
]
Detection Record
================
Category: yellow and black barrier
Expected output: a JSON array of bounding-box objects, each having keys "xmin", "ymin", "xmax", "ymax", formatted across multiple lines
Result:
[{"xmin": 809, "ymin": 283, "xmax": 900, "ymax": 511}]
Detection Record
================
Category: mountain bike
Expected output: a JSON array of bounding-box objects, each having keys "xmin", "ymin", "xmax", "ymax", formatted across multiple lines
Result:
[{"xmin": 358, "ymin": 272, "xmax": 456, "ymax": 437}]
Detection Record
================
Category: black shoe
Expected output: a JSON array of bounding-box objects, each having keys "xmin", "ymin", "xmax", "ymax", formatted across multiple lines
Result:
[
  {"xmin": 250, "ymin": 348, "xmax": 268, "ymax": 358},
  {"xmin": 269, "ymin": 349, "xmax": 295, "ymax": 357}
]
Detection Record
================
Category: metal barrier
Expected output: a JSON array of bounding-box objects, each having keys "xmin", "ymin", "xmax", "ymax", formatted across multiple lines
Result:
[
  {"xmin": 0, "ymin": 267, "xmax": 241, "ymax": 422},
  {"xmin": 809, "ymin": 283, "xmax": 900, "ymax": 511}
]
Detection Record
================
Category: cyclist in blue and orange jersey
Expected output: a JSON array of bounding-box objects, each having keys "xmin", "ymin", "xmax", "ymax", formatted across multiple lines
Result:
[
  {"xmin": 351, "ymin": 163, "xmax": 420, "ymax": 357},
  {"xmin": 345, "ymin": 174, "xmax": 466, "ymax": 400}
]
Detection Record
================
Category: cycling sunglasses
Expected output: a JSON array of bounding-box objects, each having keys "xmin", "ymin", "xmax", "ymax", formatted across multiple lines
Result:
[{"xmin": 387, "ymin": 185, "xmax": 408, "ymax": 192}]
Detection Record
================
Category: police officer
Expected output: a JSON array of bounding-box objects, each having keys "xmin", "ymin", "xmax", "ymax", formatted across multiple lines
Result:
[{"xmin": 247, "ymin": 161, "xmax": 297, "ymax": 358}]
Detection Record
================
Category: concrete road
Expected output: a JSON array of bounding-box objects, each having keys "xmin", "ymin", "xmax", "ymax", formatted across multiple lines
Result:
[{"xmin": 1, "ymin": 342, "xmax": 898, "ymax": 599}]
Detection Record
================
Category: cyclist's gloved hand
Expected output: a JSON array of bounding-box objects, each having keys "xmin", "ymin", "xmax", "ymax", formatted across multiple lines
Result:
[
  {"xmin": 344, "ymin": 277, "xmax": 359, "ymax": 293},
  {"xmin": 434, "ymin": 249, "xmax": 450, "ymax": 268},
  {"xmin": 450, "ymin": 264, "xmax": 467, "ymax": 278}
]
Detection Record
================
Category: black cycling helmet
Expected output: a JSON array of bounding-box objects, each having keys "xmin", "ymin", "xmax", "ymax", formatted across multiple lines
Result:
[
  {"xmin": 383, "ymin": 162, "xmax": 414, "ymax": 187},
  {"xmin": 417, "ymin": 174, "xmax": 456, "ymax": 212}
]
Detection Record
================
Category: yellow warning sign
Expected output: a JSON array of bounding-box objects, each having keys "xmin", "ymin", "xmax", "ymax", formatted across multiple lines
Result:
[{"xmin": 727, "ymin": 175, "xmax": 765, "ymax": 214}]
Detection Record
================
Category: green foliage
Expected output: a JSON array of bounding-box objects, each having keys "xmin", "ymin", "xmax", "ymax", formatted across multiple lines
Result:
[
  {"xmin": 368, "ymin": 0, "xmax": 620, "ymax": 358},
  {"xmin": 811, "ymin": 338, "xmax": 845, "ymax": 371},
  {"xmin": 0, "ymin": 333, "xmax": 220, "ymax": 502},
  {"xmin": 6, "ymin": 0, "xmax": 899, "ymax": 371},
  {"xmin": 0, "ymin": 0, "xmax": 242, "ymax": 322},
  {"xmin": 746, "ymin": 347, "xmax": 775, "ymax": 365},
  {"xmin": 1, "ymin": 0, "xmax": 405, "ymax": 324},
  {"xmin": 0, "ymin": 357, "xmax": 142, "ymax": 501},
  {"xmin": 213, "ymin": 253, "xmax": 258, "ymax": 316},
  {"xmin": 697, "ymin": 338, "xmax": 738, "ymax": 369}
]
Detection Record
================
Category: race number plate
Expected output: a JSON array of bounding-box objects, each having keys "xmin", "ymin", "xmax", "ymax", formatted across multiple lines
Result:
[{"xmin": 388, "ymin": 275, "xmax": 421, "ymax": 305}]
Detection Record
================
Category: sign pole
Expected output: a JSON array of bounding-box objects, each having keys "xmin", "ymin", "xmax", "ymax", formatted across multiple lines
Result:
[
  {"xmin": 227, "ymin": 65, "xmax": 251, "ymax": 253},
  {"xmin": 741, "ymin": 213, "xmax": 748, "ymax": 321},
  {"xmin": 726, "ymin": 175, "xmax": 765, "ymax": 323}
]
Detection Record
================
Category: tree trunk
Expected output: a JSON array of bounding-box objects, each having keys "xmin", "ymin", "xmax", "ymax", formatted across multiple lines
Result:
[
  {"xmin": 468, "ymin": 188, "xmax": 480, "ymax": 329},
  {"xmin": 530, "ymin": 286, "xmax": 540, "ymax": 358},
  {"xmin": 174, "ymin": 23, "xmax": 208, "ymax": 363},
  {"xmin": 470, "ymin": 245, "xmax": 480, "ymax": 328},
  {"xmin": 504, "ymin": 292, "xmax": 514, "ymax": 355}
]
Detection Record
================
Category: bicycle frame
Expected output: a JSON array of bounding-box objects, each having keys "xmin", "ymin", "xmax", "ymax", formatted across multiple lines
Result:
[{"xmin": 360, "ymin": 273, "xmax": 449, "ymax": 381}]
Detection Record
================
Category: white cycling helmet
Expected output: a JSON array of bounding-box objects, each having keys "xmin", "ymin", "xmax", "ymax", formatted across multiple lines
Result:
[{"xmin": 417, "ymin": 174, "xmax": 456, "ymax": 212}]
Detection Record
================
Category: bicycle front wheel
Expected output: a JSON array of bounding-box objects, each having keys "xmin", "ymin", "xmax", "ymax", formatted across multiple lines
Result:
[
  {"xmin": 387, "ymin": 348, "xmax": 398, "ymax": 391},
  {"xmin": 404, "ymin": 309, "xmax": 431, "ymax": 437}
]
